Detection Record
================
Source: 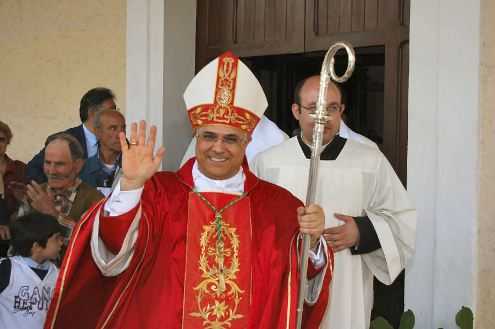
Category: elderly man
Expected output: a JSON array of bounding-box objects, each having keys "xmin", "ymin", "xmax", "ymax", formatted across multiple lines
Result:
[
  {"xmin": 45, "ymin": 52, "xmax": 332, "ymax": 329},
  {"xmin": 80, "ymin": 109, "xmax": 125, "ymax": 196},
  {"xmin": 20, "ymin": 133, "xmax": 103, "ymax": 231},
  {"xmin": 252, "ymin": 76, "xmax": 416, "ymax": 329},
  {"xmin": 26, "ymin": 87, "xmax": 117, "ymax": 183}
]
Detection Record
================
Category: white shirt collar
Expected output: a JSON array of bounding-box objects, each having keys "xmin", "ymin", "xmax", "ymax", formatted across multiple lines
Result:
[
  {"xmin": 192, "ymin": 160, "xmax": 245, "ymax": 194},
  {"xmin": 18, "ymin": 256, "xmax": 51, "ymax": 270},
  {"xmin": 82, "ymin": 124, "xmax": 98, "ymax": 157}
]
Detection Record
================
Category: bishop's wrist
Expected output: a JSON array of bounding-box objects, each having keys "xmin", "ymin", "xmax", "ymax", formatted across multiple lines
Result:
[{"xmin": 120, "ymin": 176, "xmax": 146, "ymax": 191}]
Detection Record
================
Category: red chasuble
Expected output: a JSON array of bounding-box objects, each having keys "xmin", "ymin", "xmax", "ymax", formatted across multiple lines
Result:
[{"xmin": 45, "ymin": 159, "xmax": 332, "ymax": 329}]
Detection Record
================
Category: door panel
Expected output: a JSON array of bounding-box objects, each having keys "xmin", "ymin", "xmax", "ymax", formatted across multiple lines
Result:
[{"xmin": 196, "ymin": 0, "xmax": 305, "ymax": 69}]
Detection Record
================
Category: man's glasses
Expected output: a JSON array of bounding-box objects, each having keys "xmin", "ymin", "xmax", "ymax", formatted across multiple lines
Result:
[
  {"xmin": 197, "ymin": 131, "xmax": 246, "ymax": 146},
  {"xmin": 298, "ymin": 104, "xmax": 342, "ymax": 115}
]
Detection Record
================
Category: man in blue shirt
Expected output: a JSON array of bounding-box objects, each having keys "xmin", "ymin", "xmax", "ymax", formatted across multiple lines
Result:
[{"xmin": 79, "ymin": 109, "xmax": 125, "ymax": 196}]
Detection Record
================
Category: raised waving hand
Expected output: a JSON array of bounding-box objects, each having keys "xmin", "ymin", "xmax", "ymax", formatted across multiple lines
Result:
[{"xmin": 119, "ymin": 121, "xmax": 166, "ymax": 191}]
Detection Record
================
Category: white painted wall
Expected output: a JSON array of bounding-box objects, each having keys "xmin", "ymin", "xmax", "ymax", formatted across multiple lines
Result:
[
  {"xmin": 407, "ymin": 0, "xmax": 480, "ymax": 328},
  {"xmin": 162, "ymin": 0, "xmax": 197, "ymax": 169},
  {"xmin": 126, "ymin": 0, "xmax": 164, "ymax": 149},
  {"xmin": 126, "ymin": 0, "xmax": 195, "ymax": 170}
]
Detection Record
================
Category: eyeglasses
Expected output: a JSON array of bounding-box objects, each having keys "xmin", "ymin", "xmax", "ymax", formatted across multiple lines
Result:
[
  {"xmin": 299, "ymin": 104, "xmax": 342, "ymax": 115},
  {"xmin": 197, "ymin": 131, "xmax": 247, "ymax": 146}
]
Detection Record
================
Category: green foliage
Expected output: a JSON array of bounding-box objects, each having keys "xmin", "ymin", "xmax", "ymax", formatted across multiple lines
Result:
[
  {"xmin": 398, "ymin": 309, "xmax": 415, "ymax": 329},
  {"xmin": 369, "ymin": 306, "xmax": 473, "ymax": 329},
  {"xmin": 455, "ymin": 306, "xmax": 474, "ymax": 329},
  {"xmin": 370, "ymin": 316, "xmax": 394, "ymax": 329}
]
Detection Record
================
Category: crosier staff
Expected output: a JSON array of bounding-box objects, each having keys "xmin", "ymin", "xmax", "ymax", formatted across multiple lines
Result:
[{"xmin": 296, "ymin": 41, "xmax": 356, "ymax": 329}]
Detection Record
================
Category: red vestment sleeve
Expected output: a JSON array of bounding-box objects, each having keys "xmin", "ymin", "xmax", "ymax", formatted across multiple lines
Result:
[
  {"xmin": 99, "ymin": 204, "xmax": 140, "ymax": 254},
  {"xmin": 307, "ymin": 259, "xmax": 320, "ymax": 279}
]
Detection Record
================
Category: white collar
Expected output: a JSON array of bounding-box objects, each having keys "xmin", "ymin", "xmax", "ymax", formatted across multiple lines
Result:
[
  {"xmin": 192, "ymin": 160, "xmax": 245, "ymax": 194},
  {"xmin": 17, "ymin": 256, "xmax": 51, "ymax": 270},
  {"xmin": 300, "ymin": 132, "xmax": 331, "ymax": 151}
]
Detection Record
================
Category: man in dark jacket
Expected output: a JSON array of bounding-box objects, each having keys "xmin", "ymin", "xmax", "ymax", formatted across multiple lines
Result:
[{"xmin": 26, "ymin": 87, "xmax": 116, "ymax": 182}]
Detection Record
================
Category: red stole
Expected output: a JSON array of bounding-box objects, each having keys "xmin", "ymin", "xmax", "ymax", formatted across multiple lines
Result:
[{"xmin": 183, "ymin": 191, "xmax": 252, "ymax": 329}]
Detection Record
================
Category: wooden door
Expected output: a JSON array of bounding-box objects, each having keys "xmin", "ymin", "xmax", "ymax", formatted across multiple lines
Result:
[
  {"xmin": 305, "ymin": 0, "xmax": 409, "ymax": 182},
  {"xmin": 196, "ymin": 0, "xmax": 305, "ymax": 69}
]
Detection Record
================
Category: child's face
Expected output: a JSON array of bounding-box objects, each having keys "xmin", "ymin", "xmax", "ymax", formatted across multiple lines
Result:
[{"xmin": 40, "ymin": 233, "xmax": 64, "ymax": 260}]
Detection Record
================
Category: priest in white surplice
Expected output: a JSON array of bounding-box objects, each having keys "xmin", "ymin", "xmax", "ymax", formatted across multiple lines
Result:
[{"xmin": 252, "ymin": 75, "xmax": 416, "ymax": 329}]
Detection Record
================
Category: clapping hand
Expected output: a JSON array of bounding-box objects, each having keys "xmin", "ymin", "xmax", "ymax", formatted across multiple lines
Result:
[
  {"xmin": 26, "ymin": 181, "xmax": 58, "ymax": 217},
  {"xmin": 119, "ymin": 121, "xmax": 166, "ymax": 191}
]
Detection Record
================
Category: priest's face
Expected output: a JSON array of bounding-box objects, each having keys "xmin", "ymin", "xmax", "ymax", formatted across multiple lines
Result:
[
  {"xmin": 292, "ymin": 76, "xmax": 344, "ymax": 145},
  {"xmin": 195, "ymin": 124, "xmax": 250, "ymax": 180}
]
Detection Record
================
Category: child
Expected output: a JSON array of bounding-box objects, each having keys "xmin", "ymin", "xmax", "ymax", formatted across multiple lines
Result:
[{"xmin": 0, "ymin": 212, "xmax": 64, "ymax": 329}]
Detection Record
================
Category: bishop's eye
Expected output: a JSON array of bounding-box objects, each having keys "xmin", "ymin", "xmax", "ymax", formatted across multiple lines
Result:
[
  {"xmin": 222, "ymin": 135, "xmax": 241, "ymax": 145},
  {"xmin": 199, "ymin": 132, "xmax": 218, "ymax": 142}
]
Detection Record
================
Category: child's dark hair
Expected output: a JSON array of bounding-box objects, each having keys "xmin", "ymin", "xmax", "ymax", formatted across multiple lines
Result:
[{"xmin": 10, "ymin": 213, "xmax": 64, "ymax": 257}]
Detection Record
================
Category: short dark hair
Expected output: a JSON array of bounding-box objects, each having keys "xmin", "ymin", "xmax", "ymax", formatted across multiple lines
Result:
[
  {"xmin": 10, "ymin": 213, "xmax": 64, "ymax": 257},
  {"xmin": 293, "ymin": 76, "xmax": 346, "ymax": 106},
  {"xmin": 44, "ymin": 132, "xmax": 84, "ymax": 161},
  {"xmin": 79, "ymin": 87, "xmax": 115, "ymax": 123}
]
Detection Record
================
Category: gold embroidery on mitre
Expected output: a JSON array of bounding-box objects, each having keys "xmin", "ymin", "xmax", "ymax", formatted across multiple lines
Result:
[
  {"xmin": 212, "ymin": 56, "xmax": 236, "ymax": 125},
  {"xmin": 189, "ymin": 214, "xmax": 244, "ymax": 329},
  {"xmin": 187, "ymin": 54, "xmax": 259, "ymax": 132},
  {"xmin": 189, "ymin": 106, "xmax": 258, "ymax": 132}
]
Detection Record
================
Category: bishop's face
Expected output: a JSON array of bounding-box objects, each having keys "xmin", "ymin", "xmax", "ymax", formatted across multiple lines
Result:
[
  {"xmin": 195, "ymin": 124, "xmax": 250, "ymax": 180},
  {"xmin": 292, "ymin": 77, "xmax": 344, "ymax": 145}
]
